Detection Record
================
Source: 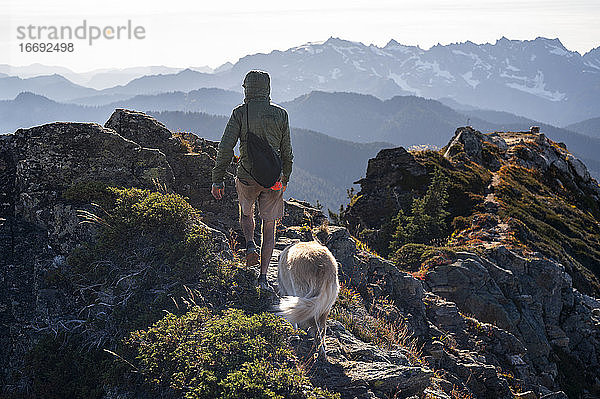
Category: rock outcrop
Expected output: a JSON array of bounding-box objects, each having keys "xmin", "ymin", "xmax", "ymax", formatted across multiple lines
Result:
[
  {"xmin": 0, "ymin": 122, "xmax": 177, "ymax": 389},
  {"xmin": 344, "ymin": 125, "xmax": 600, "ymax": 397},
  {"xmin": 345, "ymin": 147, "xmax": 427, "ymax": 237},
  {"xmin": 104, "ymin": 108, "xmax": 241, "ymax": 232}
]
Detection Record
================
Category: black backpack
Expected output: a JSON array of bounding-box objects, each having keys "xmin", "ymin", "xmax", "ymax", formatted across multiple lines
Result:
[{"xmin": 241, "ymin": 102, "xmax": 282, "ymax": 188}]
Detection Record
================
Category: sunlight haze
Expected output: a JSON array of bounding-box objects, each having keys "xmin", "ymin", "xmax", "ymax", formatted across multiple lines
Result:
[{"xmin": 1, "ymin": 0, "xmax": 599, "ymax": 71}]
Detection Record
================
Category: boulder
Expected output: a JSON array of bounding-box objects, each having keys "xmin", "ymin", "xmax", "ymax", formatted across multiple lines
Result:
[
  {"xmin": 105, "ymin": 109, "xmax": 240, "ymax": 231},
  {"xmin": 0, "ymin": 121, "xmax": 181, "ymax": 392},
  {"xmin": 305, "ymin": 321, "xmax": 433, "ymax": 399},
  {"xmin": 443, "ymin": 126, "xmax": 484, "ymax": 162}
]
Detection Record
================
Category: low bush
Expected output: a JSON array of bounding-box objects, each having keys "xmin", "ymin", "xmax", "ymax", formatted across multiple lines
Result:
[
  {"xmin": 124, "ymin": 306, "xmax": 339, "ymax": 399},
  {"xmin": 389, "ymin": 168, "xmax": 451, "ymax": 251}
]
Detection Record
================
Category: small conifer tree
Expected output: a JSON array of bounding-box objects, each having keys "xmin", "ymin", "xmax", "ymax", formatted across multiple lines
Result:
[{"xmin": 390, "ymin": 168, "xmax": 450, "ymax": 251}]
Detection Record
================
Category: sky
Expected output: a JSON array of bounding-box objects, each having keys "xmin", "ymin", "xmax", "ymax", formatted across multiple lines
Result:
[{"xmin": 1, "ymin": 0, "xmax": 599, "ymax": 72}]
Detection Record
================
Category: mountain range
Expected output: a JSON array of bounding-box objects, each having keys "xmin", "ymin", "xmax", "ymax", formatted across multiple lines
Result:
[
  {"xmin": 2, "ymin": 37, "xmax": 598, "ymax": 126},
  {"xmin": 566, "ymin": 116, "xmax": 600, "ymax": 138},
  {"xmin": 3, "ymin": 89, "xmax": 599, "ymax": 179},
  {"xmin": 2, "ymin": 36, "xmax": 600, "ymax": 213},
  {"xmin": 0, "ymin": 64, "xmax": 218, "ymax": 89}
]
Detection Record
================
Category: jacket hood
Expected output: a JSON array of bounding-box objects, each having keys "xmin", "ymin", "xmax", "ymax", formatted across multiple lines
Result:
[{"xmin": 243, "ymin": 70, "xmax": 270, "ymax": 102}]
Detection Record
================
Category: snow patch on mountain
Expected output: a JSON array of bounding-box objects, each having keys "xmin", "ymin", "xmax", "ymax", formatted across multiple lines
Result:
[
  {"xmin": 549, "ymin": 46, "xmax": 569, "ymax": 56},
  {"xmin": 370, "ymin": 46, "xmax": 394, "ymax": 57},
  {"xmin": 505, "ymin": 58, "xmax": 520, "ymax": 71},
  {"xmin": 415, "ymin": 60, "xmax": 454, "ymax": 81},
  {"xmin": 545, "ymin": 42, "xmax": 573, "ymax": 57},
  {"xmin": 370, "ymin": 67, "xmax": 382, "ymax": 77},
  {"xmin": 585, "ymin": 60, "xmax": 600, "ymax": 71},
  {"xmin": 352, "ymin": 60, "xmax": 366, "ymax": 71},
  {"xmin": 451, "ymin": 50, "xmax": 490, "ymax": 70},
  {"xmin": 505, "ymin": 70, "xmax": 567, "ymax": 101},
  {"xmin": 461, "ymin": 71, "xmax": 480, "ymax": 88},
  {"xmin": 388, "ymin": 72, "xmax": 422, "ymax": 96},
  {"xmin": 500, "ymin": 72, "xmax": 528, "ymax": 81}
]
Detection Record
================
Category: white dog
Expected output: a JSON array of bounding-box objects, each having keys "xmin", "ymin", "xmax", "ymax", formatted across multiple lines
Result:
[{"xmin": 276, "ymin": 240, "xmax": 340, "ymax": 356}]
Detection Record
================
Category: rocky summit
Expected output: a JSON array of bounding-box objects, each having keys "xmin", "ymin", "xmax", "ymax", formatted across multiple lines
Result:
[
  {"xmin": 1, "ymin": 111, "xmax": 598, "ymax": 399},
  {"xmin": 344, "ymin": 125, "xmax": 600, "ymax": 397}
]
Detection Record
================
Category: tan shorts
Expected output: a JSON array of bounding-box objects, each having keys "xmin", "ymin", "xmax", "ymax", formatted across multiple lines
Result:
[{"xmin": 235, "ymin": 176, "xmax": 284, "ymax": 221}]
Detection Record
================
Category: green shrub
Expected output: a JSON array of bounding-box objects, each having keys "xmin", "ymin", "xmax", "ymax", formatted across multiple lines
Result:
[
  {"xmin": 124, "ymin": 307, "xmax": 338, "ymax": 399},
  {"xmin": 63, "ymin": 187, "xmax": 223, "ymax": 337},
  {"xmin": 389, "ymin": 167, "xmax": 450, "ymax": 251},
  {"xmin": 98, "ymin": 187, "xmax": 200, "ymax": 251},
  {"xmin": 220, "ymin": 360, "xmax": 306, "ymax": 399},
  {"xmin": 390, "ymin": 243, "xmax": 456, "ymax": 272}
]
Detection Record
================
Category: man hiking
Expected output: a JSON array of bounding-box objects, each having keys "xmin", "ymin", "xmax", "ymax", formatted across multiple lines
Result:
[{"xmin": 211, "ymin": 70, "xmax": 293, "ymax": 290}]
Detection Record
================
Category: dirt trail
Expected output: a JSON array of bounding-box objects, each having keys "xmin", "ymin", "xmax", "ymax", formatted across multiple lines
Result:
[
  {"xmin": 480, "ymin": 170, "xmax": 511, "ymax": 249},
  {"xmin": 470, "ymin": 131, "xmax": 537, "ymax": 249}
]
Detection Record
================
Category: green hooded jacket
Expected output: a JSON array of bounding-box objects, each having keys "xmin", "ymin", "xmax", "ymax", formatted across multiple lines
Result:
[{"xmin": 211, "ymin": 70, "xmax": 293, "ymax": 186}]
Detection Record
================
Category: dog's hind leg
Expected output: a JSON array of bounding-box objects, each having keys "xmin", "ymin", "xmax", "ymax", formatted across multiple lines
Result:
[
  {"xmin": 289, "ymin": 279, "xmax": 300, "ymax": 332},
  {"xmin": 313, "ymin": 315, "xmax": 327, "ymax": 358},
  {"xmin": 316, "ymin": 312, "xmax": 329, "ymax": 357}
]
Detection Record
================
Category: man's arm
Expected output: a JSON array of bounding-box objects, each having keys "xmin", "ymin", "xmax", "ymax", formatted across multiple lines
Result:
[
  {"xmin": 212, "ymin": 109, "xmax": 241, "ymax": 185},
  {"xmin": 280, "ymin": 111, "xmax": 293, "ymax": 185}
]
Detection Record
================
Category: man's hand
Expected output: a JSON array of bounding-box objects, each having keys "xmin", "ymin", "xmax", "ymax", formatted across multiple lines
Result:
[
  {"xmin": 272, "ymin": 180, "xmax": 287, "ymax": 193},
  {"xmin": 211, "ymin": 183, "xmax": 224, "ymax": 200}
]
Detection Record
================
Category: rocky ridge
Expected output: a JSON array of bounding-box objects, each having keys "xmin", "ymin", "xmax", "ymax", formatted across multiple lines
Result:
[
  {"xmin": 0, "ymin": 112, "xmax": 596, "ymax": 398},
  {"xmin": 344, "ymin": 126, "xmax": 600, "ymax": 397}
]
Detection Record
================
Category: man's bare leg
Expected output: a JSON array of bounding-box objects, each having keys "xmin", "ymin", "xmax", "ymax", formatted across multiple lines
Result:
[
  {"xmin": 240, "ymin": 211, "xmax": 259, "ymax": 266},
  {"xmin": 240, "ymin": 211, "xmax": 255, "ymax": 244},
  {"xmin": 260, "ymin": 219, "xmax": 276, "ymax": 275}
]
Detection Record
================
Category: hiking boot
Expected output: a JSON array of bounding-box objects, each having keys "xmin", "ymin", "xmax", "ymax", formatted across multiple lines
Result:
[
  {"xmin": 246, "ymin": 241, "xmax": 260, "ymax": 267},
  {"xmin": 257, "ymin": 274, "xmax": 273, "ymax": 292}
]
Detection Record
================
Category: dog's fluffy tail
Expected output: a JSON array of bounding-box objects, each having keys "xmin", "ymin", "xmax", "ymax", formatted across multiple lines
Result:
[{"xmin": 276, "ymin": 284, "xmax": 337, "ymax": 326}]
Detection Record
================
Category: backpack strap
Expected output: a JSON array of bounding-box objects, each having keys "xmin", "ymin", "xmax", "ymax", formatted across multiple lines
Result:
[
  {"xmin": 240, "ymin": 103, "xmax": 252, "ymax": 175},
  {"xmin": 245, "ymin": 102, "xmax": 267, "ymax": 140},
  {"xmin": 246, "ymin": 102, "xmax": 250, "ymax": 137},
  {"xmin": 239, "ymin": 102, "xmax": 250, "ymax": 144}
]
